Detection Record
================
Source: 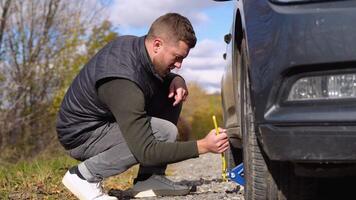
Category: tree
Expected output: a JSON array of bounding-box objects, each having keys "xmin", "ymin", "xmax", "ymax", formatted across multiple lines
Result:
[
  {"xmin": 180, "ymin": 83, "xmax": 223, "ymax": 139},
  {"xmin": 0, "ymin": 0, "xmax": 116, "ymax": 160},
  {"xmin": 0, "ymin": 0, "xmax": 11, "ymax": 54}
]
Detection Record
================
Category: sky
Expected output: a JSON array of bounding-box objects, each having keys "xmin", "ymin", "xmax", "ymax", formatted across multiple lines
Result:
[{"xmin": 105, "ymin": 0, "xmax": 236, "ymax": 93}]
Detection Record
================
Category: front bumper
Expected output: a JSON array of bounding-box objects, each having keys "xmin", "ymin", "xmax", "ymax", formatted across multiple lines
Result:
[
  {"xmin": 244, "ymin": 0, "xmax": 356, "ymax": 123},
  {"xmin": 259, "ymin": 124, "xmax": 356, "ymax": 162},
  {"xmin": 244, "ymin": 1, "xmax": 356, "ymax": 164}
]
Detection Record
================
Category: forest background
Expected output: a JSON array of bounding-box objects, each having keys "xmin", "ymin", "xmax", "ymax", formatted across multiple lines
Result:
[{"xmin": 0, "ymin": 1, "xmax": 223, "ymax": 198}]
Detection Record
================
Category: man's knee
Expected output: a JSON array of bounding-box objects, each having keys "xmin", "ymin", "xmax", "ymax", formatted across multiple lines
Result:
[
  {"xmin": 164, "ymin": 121, "xmax": 178, "ymax": 142},
  {"xmin": 150, "ymin": 117, "xmax": 178, "ymax": 142}
]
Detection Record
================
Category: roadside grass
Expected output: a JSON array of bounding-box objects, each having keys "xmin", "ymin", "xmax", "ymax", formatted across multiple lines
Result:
[
  {"xmin": 0, "ymin": 151, "xmax": 78, "ymax": 199},
  {"xmin": 0, "ymin": 150, "xmax": 138, "ymax": 199},
  {"xmin": 0, "ymin": 84, "xmax": 219, "ymax": 199}
]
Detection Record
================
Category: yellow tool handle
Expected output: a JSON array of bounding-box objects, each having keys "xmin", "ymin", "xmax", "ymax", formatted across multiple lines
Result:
[
  {"xmin": 212, "ymin": 115, "xmax": 227, "ymax": 182},
  {"xmin": 212, "ymin": 115, "xmax": 219, "ymax": 136}
]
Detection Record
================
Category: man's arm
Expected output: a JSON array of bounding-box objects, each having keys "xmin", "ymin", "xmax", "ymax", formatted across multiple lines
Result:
[
  {"xmin": 98, "ymin": 78, "xmax": 229, "ymax": 166},
  {"xmin": 98, "ymin": 78, "xmax": 199, "ymax": 166}
]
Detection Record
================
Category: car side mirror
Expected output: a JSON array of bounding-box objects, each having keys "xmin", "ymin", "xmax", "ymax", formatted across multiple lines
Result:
[{"xmin": 224, "ymin": 33, "xmax": 232, "ymax": 44}]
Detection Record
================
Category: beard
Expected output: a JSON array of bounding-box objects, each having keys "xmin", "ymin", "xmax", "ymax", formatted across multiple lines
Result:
[
  {"xmin": 152, "ymin": 57, "xmax": 169, "ymax": 78},
  {"xmin": 159, "ymin": 67, "xmax": 170, "ymax": 77}
]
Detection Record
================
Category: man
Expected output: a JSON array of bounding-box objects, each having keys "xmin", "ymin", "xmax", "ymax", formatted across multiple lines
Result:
[{"xmin": 57, "ymin": 13, "xmax": 229, "ymax": 200}]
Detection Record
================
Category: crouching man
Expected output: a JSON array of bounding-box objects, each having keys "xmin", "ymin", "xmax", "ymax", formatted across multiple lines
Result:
[{"xmin": 56, "ymin": 13, "xmax": 229, "ymax": 200}]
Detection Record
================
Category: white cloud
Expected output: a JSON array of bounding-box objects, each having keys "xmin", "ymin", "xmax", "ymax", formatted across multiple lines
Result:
[
  {"xmin": 178, "ymin": 68, "xmax": 224, "ymax": 94},
  {"xmin": 107, "ymin": 0, "xmax": 228, "ymax": 93},
  {"xmin": 185, "ymin": 39, "xmax": 226, "ymax": 69},
  {"xmin": 174, "ymin": 39, "xmax": 227, "ymax": 94},
  {"xmin": 108, "ymin": 0, "xmax": 218, "ymax": 29}
]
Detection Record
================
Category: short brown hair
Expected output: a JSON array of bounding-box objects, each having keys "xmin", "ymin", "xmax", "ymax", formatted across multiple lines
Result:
[{"xmin": 147, "ymin": 13, "xmax": 197, "ymax": 48}]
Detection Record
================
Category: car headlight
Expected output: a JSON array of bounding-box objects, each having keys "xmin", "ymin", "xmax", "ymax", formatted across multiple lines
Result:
[
  {"xmin": 287, "ymin": 73, "xmax": 356, "ymax": 101},
  {"xmin": 270, "ymin": 0, "xmax": 327, "ymax": 4}
]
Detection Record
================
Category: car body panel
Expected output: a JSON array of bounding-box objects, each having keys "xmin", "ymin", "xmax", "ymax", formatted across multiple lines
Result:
[
  {"xmin": 220, "ymin": 0, "xmax": 356, "ymax": 163},
  {"xmin": 243, "ymin": 0, "xmax": 356, "ymax": 123}
]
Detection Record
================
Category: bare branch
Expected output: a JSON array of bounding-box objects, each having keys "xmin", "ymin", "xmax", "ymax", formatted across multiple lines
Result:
[
  {"xmin": 0, "ymin": 0, "xmax": 11, "ymax": 54},
  {"xmin": 0, "ymin": 0, "xmax": 114, "ymax": 156}
]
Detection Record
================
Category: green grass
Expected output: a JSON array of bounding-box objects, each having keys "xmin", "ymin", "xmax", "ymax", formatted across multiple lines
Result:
[
  {"xmin": 0, "ymin": 152, "xmax": 78, "ymax": 199},
  {"xmin": 0, "ymin": 151, "xmax": 138, "ymax": 199},
  {"xmin": 0, "ymin": 84, "xmax": 221, "ymax": 199}
]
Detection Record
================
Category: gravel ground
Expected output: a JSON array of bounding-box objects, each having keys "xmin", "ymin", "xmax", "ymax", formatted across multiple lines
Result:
[
  {"xmin": 109, "ymin": 153, "xmax": 356, "ymax": 200},
  {"xmin": 139, "ymin": 153, "xmax": 244, "ymax": 200}
]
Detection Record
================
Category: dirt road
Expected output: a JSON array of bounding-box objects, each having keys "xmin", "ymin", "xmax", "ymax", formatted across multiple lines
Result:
[{"xmin": 151, "ymin": 153, "xmax": 244, "ymax": 200}]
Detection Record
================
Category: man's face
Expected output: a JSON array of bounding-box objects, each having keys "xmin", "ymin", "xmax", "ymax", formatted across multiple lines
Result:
[{"xmin": 152, "ymin": 38, "xmax": 190, "ymax": 78}]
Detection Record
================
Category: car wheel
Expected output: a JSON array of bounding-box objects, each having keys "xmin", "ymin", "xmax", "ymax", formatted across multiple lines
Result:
[
  {"xmin": 240, "ymin": 39, "xmax": 318, "ymax": 200},
  {"xmin": 225, "ymin": 143, "xmax": 242, "ymax": 171}
]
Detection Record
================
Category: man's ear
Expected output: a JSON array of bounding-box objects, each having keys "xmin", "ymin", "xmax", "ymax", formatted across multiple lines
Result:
[{"xmin": 153, "ymin": 38, "xmax": 163, "ymax": 53}]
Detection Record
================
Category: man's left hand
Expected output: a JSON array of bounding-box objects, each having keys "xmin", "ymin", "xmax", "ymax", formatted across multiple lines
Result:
[{"xmin": 168, "ymin": 76, "xmax": 188, "ymax": 106}]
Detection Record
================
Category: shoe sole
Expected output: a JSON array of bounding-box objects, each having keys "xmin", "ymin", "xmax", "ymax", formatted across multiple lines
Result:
[
  {"xmin": 134, "ymin": 189, "xmax": 156, "ymax": 198},
  {"xmin": 133, "ymin": 188, "xmax": 190, "ymax": 198},
  {"xmin": 62, "ymin": 173, "xmax": 87, "ymax": 200}
]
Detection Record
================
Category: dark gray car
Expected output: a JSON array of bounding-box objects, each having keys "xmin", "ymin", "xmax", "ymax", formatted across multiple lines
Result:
[{"xmin": 217, "ymin": 0, "xmax": 356, "ymax": 199}]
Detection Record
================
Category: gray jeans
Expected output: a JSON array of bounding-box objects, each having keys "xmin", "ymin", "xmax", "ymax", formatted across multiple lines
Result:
[
  {"xmin": 68, "ymin": 82, "xmax": 181, "ymax": 182},
  {"xmin": 69, "ymin": 117, "xmax": 178, "ymax": 182}
]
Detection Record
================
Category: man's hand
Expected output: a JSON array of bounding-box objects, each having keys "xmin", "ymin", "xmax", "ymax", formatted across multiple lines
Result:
[
  {"xmin": 168, "ymin": 76, "xmax": 188, "ymax": 106},
  {"xmin": 197, "ymin": 128, "xmax": 229, "ymax": 154}
]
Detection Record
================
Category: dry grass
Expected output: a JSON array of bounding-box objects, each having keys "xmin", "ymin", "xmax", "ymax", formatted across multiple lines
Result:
[
  {"xmin": 0, "ymin": 83, "xmax": 221, "ymax": 199},
  {"xmin": 0, "ymin": 151, "xmax": 138, "ymax": 199}
]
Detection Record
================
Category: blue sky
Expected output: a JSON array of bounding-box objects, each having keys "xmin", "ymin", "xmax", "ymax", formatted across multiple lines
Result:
[{"xmin": 106, "ymin": 0, "xmax": 235, "ymax": 93}]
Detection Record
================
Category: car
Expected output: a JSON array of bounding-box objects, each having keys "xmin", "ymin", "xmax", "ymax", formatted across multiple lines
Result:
[{"xmin": 216, "ymin": 0, "xmax": 356, "ymax": 199}]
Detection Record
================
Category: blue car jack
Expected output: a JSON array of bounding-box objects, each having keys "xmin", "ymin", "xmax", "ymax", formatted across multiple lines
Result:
[{"xmin": 226, "ymin": 163, "xmax": 245, "ymax": 185}]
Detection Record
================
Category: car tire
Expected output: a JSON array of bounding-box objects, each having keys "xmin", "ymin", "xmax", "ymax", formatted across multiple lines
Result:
[
  {"xmin": 240, "ymin": 39, "xmax": 318, "ymax": 200},
  {"xmin": 225, "ymin": 143, "xmax": 242, "ymax": 171}
]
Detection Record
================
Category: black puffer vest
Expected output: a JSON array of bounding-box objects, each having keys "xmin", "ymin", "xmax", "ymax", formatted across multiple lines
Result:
[{"xmin": 56, "ymin": 35, "xmax": 163, "ymax": 149}]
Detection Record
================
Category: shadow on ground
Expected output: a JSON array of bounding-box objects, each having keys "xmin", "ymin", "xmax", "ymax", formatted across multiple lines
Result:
[{"xmin": 108, "ymin": 178, "xmax": 241, "ymax": 199}]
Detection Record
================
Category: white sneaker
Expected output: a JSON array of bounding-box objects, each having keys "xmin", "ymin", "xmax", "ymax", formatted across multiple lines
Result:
[{"xmin": 62, "ymin": 170, "xmax": 118, "ymax": 200}]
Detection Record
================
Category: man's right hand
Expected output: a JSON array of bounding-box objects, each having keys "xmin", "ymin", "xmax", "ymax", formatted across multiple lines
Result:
[{"xmin": 197, "ymin": 128, "xmax": 229, "ymax": 154}]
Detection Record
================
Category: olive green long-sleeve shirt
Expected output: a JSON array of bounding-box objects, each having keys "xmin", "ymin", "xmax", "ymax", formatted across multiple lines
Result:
[{"xmin": 98, "ymin": 78, "xmax": 199, "ymax": 166}]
